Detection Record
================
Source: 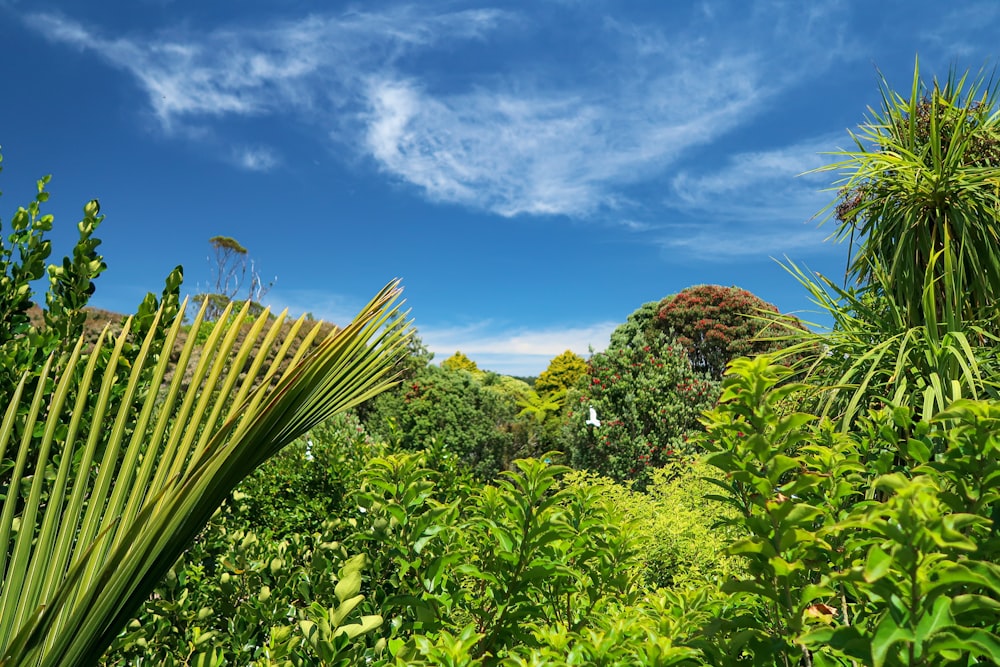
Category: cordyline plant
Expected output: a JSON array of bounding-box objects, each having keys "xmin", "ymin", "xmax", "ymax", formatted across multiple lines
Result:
[
  {"xmin": 776, "ymin": 58, "xmax": 1000, "ymax": 428},
  {"xmin": 0, "ymin": 282, "xmax": 411, "ymax": 666}
]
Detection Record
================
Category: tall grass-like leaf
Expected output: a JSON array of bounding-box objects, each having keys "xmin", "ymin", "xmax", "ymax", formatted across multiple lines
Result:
[
  {"xmin": 810, "ymin": 58, "xmax": 1000, "ymax": 333},
  {"xmin": 774, "ymin": 260, "xmax": 999, "ymax": 429},
  {"xmin": 0, "ymin": 279, "xmax": 411, "ymax": 666}
]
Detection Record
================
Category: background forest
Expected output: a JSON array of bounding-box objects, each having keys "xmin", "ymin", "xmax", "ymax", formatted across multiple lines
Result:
[{"xmin": 5, "ymin": 63, "xmax": 1000, "ymax": 667}]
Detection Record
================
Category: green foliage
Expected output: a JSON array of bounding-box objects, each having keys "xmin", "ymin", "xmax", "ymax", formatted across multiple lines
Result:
[
  {"xmin": 701, "ymin": 356, "xmax": 1000, "ymax": 666},
  {"xmin": 534, "ymin": 350, "xmax": 587, "ymax": 396},
  {"xmin": 480, "ymin": 373, "xmax": 531, "ymax": 404},
  {"xmin": 563, "ymin": 326, "xmax": 718, "ymax": 487},
  {"xmin": 0, "ymin": 285, "xmax": 410, "ymax": 666},
  {"xmin": 234, "ymin": 412, "xmax": 384, "ymax": 537},
  {"xmin": 441, "ymin": 351, "xmax": 480, "ymax": 373},
  {"xmin": 349, "ymin": 454, "xmax": 650, "ymax": 665},
  {"xmin": 656, "ymin": 284, "xmax": 800, "ymax": 380},
  {"xmin": 568, "ymin": 462, "xmax": 742, "ymax": 590},
  {"xmin": 104, "ymin": 511, "xmax": 383, "ymax": 666},
  {"xmin": 820, "ymin": 59, "xmax": 1000, "ymax": 332},
  {"xmin": 363, "ymin": 364, "xmax": 517, "ymax": 479},
  {"xmin": 778, "ymin": 261, "xmax": 999, "ymax": 428},
  {"xmin": 781, "ymin": 60, "xmax": 1000, "ymax": 430},
  {"xmin": 512, "ymin": 389, "xmax": 566, "ymax": 460},
  {"xmin": 607, "ymin": 300, "xmax": 662, "ymax": 351}
]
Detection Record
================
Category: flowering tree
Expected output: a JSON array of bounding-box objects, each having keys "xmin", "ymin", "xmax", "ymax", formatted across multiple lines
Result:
[
  {"xmin": 562, "ymin": 326, "xmax": 718, "ymax": 488},
  {"xmin": 655, "ymin": 284, "xmax": 798, "ymax": 379}
]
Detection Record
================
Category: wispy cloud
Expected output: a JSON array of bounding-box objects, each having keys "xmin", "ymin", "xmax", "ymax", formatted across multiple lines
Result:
[
  {"xmin": 24, "ymin": 8, "xmax": 509, "ymax": 126},
  {"xmin": 916, "ymin": 2, "xmax": 1000, "ymax": 59},
  {"xmin": 658, "ymin": 136, "xmax": 844, "ymax": 259},
  {"xmin": 232, "ymin": 145, "xmax": 279, "ymax": 172},
  {"xmin": 23, "ymin": 3, "xmax": 857, "ymax": 219},
  {"xmin": 669, "ymin": 136, "xmax": 838, "ymax": 218},
  {"xmin": 361, "ymin": 52, "xmax": 765, "ymax": 217}
]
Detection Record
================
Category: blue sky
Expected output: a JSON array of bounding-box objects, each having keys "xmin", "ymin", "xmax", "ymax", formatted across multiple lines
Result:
[{"xmin": 1, "ymin": 1, "xmax": 997, "ymax": 375}]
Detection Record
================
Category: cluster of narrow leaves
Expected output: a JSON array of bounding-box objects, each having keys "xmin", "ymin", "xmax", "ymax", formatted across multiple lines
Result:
[
  {"xmin": 0, "ymin": 282, "xmax": 411, "ymax": 666},
  {"xmin": 701, "ymin": 355, "xmax": 1000, "ymax": 667}
]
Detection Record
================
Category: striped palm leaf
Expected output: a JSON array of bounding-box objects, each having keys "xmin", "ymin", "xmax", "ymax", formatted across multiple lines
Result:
[{"xmin": 0, "ymin": 280, "xmax": 410, "ymax": 666}]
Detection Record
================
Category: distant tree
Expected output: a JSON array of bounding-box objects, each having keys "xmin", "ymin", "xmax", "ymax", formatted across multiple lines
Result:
[
  {"xmin": 534, "ymin": 350, "xmax": 588, "ymax": 396},
  {"xmin": 441, "ymin": 351, "xmax": 480, "ymax": 373},
  {"xmin": 210, "ymin": 235, "xmax": 248, "ymax": 300},
  {"xmin": 481, "ymin": 372, "xmax": 532, "ymax": 403},
  {"xmin": 195, "ymin": 235, "xmax": 274, "ymax": 321},
  {"xmin": 362, "ymin": 364, "xmax": 516, "ymax": 479},
  {"xmin": 655, "ymin": 285, "xmax": 799, "ymax": 379}
]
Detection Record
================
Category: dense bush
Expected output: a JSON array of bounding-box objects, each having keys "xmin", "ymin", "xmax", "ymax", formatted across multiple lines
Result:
[
  {"xmin": 114, "ymin": 448, "xmax": 724, "ymax": 666},
  {"xmin": 700, "ymin": 356, "xmax": 1000, "ymax": 666},
  {"xmin": 104, "ymin": 511, "xmax": 383, "ymax": 666},
  {"xmin": 563, "ymin": 325, "xmax": 718, "ymax": 487},
  {"xmin": 567, "ymin": 461, "xmax": 742, "ymax": 590},
  {"xmin": 234, "ymin": 412, "xmax": 384, "ymax": 537},
  {"xmin": 363, "ymin": 364, "xmax": 518, "ymax": 479}
]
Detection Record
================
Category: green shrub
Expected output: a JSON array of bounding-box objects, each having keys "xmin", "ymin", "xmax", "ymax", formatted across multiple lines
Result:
[
  {"xmin": 104, "ymin": 508, "xmax": 383, "ymax": 666},
  {"xmin": 701, "ymin": 355, "xmax": 1000, "ymax": 666},
  {"xmin": 363, "ymin": 364, "xmax": 518, "ymax": 479},
  {"xmin": 234, "ymin": 411, "xmax": 383, "ymax": 537},
  {"xmin": 565, "ymin": 462, "xmax": 741, "ymax": 591}
]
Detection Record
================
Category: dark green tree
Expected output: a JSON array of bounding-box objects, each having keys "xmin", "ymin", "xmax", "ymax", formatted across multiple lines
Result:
[
  {"xmin": 363, "ymin": 364, "xmax": 517, "ymax": 479},
  {"xmin": 607, "ymin": 300, "xmax": 662, "ymax": 351}
]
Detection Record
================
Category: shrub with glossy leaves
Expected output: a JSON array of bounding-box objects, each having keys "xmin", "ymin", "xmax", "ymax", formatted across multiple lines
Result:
[
  {"xmin": 234, "ymin": 411, "xmax": 384, "ymax": 537},
  {"xmin": 701, "ymin": 356, "xmax": 1000, "ymax": 667},
  {"xmin": 566, "ymin": 462, "xmax": 742, "ymax": 590}
]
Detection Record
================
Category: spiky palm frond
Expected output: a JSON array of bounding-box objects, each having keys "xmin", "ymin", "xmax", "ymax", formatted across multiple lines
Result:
[{"xmin": 0, "ymin": 280, "xmax": 410, "ymax": 666}]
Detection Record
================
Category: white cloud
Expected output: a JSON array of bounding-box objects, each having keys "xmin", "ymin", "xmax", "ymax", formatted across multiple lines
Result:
[
  {"xmin": 668, "ymin": 136, "xmax": 840, "ymax": 219},
  {"xmin": 24, "ymin": 8, "xmax": 509, "ymax": 127},
  {"xmin": 232, "ymin": 145, "xmax": 279, "ymax": 172},
  {"xmin": 659, "ymin": 224, "xmax": 828, "ymax": 260},
  {"xmin": 360, "ymin": 51, "xmax": 765, "ymax": 217},
  {"xmin": 23, "ymin": 3, "xmax": 858, "ymax": 219},
  {"xmin": 420, "ymin": 320, "xmax": 617, "ymax": 375}
]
